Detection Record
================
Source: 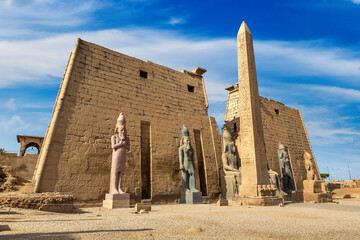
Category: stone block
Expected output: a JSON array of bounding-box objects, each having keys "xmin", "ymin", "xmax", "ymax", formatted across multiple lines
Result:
[
  {"xmin": 303, "ymin": 180, "xmax": 323, "ymax": 193},
  {"xmin": 134, "ymin": 203, "xmax": 151, "ymax": 212},
  {"xmin": 235, "ymin": 196, "xmax": 282, "ymax": 206},
  {"xmin": 103, "ymin": 193, "xmax": 130, "ymax": 209},
  {"xmin": 216, "ymin": 199, "xmax": 229, "ymax": 206},
  {"xmin": 180, "ymin": 190, "xmax": 202, "ymax": 204}
]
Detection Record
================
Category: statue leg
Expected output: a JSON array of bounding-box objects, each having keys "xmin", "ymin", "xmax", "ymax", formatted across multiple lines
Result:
[
  {"xmin": 110, "ymin": 170, "xmax": 119, "ymax": 194},
  {"xmin": 118, "ymin": 171, "xmax": 125, "ymax": 194},
  {"xmin": 181, "ymin": 171, "xmax": 188, "ymax": 191},
  {"xmin": 189, "ymin": 173, "xmax": 198, "ymax": 192}
]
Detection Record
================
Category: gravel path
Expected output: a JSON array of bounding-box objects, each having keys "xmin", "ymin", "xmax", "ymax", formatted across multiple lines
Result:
[{"xmin": 1, "ymin": 202, "xmax": 360, "ymax": 239}]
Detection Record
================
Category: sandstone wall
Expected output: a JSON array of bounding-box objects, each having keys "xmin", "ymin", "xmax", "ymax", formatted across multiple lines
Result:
[
  {"xmin": 0, "ymin": 154, "xmax": 38, "ymax": 180},
  {"xmin": 259, "ymin": 97, "xmax": 320, "ymax": 189},
  {"xmin": 33, "ymin": 39, "xmax": 221, "ymax": 202},
  {"xmin": 223, "ymin": 88, "xmax": 320, "ymax": 191}
]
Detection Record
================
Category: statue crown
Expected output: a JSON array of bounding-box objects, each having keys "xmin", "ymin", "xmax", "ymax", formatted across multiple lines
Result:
[
  {"xmin": 181, "ymin": 125, "xmax": 189, "ymax": 137},
  {"xmin": 117, "ymin": 112, "xmax": 126, "ymax": 123}
]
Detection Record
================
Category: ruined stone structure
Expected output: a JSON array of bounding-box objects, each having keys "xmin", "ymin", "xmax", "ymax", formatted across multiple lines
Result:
[
  {"xmin": 17, "ymin": 135, "xmax": 44, "ymax": 156},
  {"xmin": 33, "ymin": 39, "xmax": 221, "ymax": 202},
  {"xmin": 223, "ymin": 22, "xmax": 321, "ymax": 199},
  {"xmin": 31, "ymin": 21, "xmax": 323, "ymax": 205},
  {"xmin": 0, "ymin": 135, "xmax": 43, "ymax": 181}
]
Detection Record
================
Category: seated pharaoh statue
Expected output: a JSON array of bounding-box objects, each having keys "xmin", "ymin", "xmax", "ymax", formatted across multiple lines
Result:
[
  {"xmin": 267, "ymin": 164, "xmax": 281, "ymax": 196},
  {"xmin": 222, "ymin": 129, "xmax": 241, "ymax": 200},
  {"xmin": 304, "ymin": 150, "xmax": 317, "ymax": 180}
]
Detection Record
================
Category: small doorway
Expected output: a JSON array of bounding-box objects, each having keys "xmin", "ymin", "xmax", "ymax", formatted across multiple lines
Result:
[
  {"xmin": 141, "ymin": 121, "xmax": 151, "ymax": 199},
  {"xmin": 193, "ymin": 129, "xmax": 207, "ymax": 196}
]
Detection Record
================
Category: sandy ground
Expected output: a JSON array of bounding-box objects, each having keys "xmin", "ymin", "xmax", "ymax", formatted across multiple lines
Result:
[{"xmin": 1, "ymin": 202, "xmax": 360, "ymax": 240}]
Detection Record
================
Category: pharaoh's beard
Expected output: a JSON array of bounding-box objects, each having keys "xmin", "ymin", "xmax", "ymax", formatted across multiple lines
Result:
[
  {"xmin": 118, "ymin": 132, "xmax": 126, "ymax": 142},
  {"xmin": 184, "ymin": 144, "xmax": 191, "ymax": 151}
]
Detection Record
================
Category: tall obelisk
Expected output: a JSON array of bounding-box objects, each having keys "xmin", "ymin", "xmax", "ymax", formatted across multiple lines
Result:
[{"xmin": 236, "ymin": 21, "xmax": 273, "ymax": 199}]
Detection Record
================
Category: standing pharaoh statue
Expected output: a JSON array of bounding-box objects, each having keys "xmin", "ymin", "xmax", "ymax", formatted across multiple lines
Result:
[
  {"xmin": 304, "ymin": 150, "xmax": 317, "ymax": 180},
  {"xmin": 103, "ymin": 112, "xmax": 131, "ymax": 209},
  {"xmin": 109, "ymin": 113, "xmax": 130, "ymax": 194},
  {"xmin": 278, "ymin": 143, "xmax": 295, "ymax": 194},
  {"xmin": 179, "ymin": 125, "xmax": 202, "ymax": 204},
  {"xmin": 222, "ymin": 129, "xmax": 241, "ymax": 199}
]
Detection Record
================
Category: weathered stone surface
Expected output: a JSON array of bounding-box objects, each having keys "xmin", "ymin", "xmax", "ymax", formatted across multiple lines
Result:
[
  {"xmin": 103, "ymin": 193, "xmax": 130, "ymax": 209},
  {"xmin": 216, "ymin": 199, "xmax": 228, "ymax": 206},
  {"xmin": 0, "ymin": 155, "xmax": 38, "ymax": 181},
  {"xmin": 134, "ymin": 202, "xmax": 151, "ymax": 212},
  {"xmin": 236, "ymin": 21, "xmax": 274, "ymax": 198},
  {"xmin": 33, "ymin": 38, "xmax": 221, "ymax": 203},
  {"xmin": 221, "ymin": 129, "xmax": 241, "ymax": 200},
  {"xmin": 181, "ymin": 190, "xmax": 202, "ymax": 204},
  {"xmin": 0, "ymin": 193, "xmax": 74, "ymax": 213}
]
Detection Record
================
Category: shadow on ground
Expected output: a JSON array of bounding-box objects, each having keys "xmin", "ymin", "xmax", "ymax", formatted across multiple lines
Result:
[{"xmin": 0, "ymin": 228, "xmax": 154, "ymax": 240}]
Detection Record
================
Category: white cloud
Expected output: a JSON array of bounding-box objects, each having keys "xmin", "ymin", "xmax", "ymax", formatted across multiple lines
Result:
[
  {"xmin": 351, "ymin": 0, "xmax": 360, "ymax": 4},
  {"xmin": 4, "ymin": 98, "xmax": 16, "ymax": 110},
  {"xmin": 0, "ymin": 28, "xmax": 237, "ymax": 102},
  {"xmin": 306, "ymin": 120, "xmax": 360, "ymax": 145},
  {"xmin": 168, "ymin": 17, "xmax": 186, "ymax": 25},
  {"xmin": 310, "ymin": 85, "xmax": 360, "ymax": 101},
  {"xmin": 255, "ymin": 40, "xmax": 360, "ymax": 79},
  {"xmin": 0, "ymin": 0, "xmax": 102, "ymax": 32}
]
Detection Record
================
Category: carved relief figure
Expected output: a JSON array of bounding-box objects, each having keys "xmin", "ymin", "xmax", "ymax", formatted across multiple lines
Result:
[
  {"xmin": 109, "ymin": 113, "xmax": 130, "ymax": 194},
  {"xmin": 304, "ymin": 150, "xmax": 317, "ymax": 180},
  {"xmin": 222, "ymin": 129, "xmax": 241, "ymax": 199},
  {"xmin": 278, "ymin": 143, "xmax": 295, "ymax": 194},
  {"xmin": 179, "ymin": 125, "xmax": 199, "ymax": 192}
]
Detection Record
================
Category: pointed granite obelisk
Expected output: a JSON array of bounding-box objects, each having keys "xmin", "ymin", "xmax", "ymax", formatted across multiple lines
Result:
[{"xmin": 236, "ymin": 21, "xmax": 275, "ymax": 199}]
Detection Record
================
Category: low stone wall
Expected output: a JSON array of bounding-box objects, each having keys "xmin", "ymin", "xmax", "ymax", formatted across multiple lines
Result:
[
  {"xmin": 0, "ymin": 193, "xmax": 74, "ymax": 213},
  {"xmin": 0, "ymin": 154, "xmax": 38, "ymax": 181},
  {"xmin": 326, "ymin": 180, "xmax": 360, "ymax": 192}
]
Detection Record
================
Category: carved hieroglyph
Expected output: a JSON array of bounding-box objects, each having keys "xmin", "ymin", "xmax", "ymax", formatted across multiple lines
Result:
[{"xmin": 237, "ymin": 21, "xmax": 271, "ymax": 197}]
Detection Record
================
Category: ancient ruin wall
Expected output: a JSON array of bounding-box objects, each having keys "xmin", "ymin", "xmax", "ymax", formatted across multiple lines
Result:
[
  {"xmin": 223, "ymin": 88, "xmax": 320, "ymax": 190},
  {"xmin": 259, "ymin": 97, "xmax": 320, "ymax": 189},
  {"xmin": 0, "ymin": 154, "xmax": 38, "ymax": 181},
  {"xmin": 33, "ymin": 39, "xmax": 221, "ymax": 202}
]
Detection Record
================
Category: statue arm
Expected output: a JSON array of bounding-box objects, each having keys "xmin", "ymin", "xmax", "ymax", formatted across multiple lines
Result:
[
  {"xmin": 179, "ymin": 148, "xmax": 184, "ymax": 170},
  {"xmin": 111, "ymin": 136, "xmax": 116, "ymax": 149},
  {"xmin": 124, "ymin": 137, "xmax": 130, "ymax": 150},
  {"xmin": 112, "ymin": 140, "xmax": 127, "ymax": 150},
  {"xmin": 222, "ymin": 153, "xmax": 240, "ymax": 172}
]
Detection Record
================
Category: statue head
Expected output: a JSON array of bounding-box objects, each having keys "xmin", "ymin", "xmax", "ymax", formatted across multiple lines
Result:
[
  {"xmin": 222, "ymin": 128, "xmax": 232, "ymax": 144},
  {"xmin": 115, "ymin": 112, "xmax": 126, "ymax": 135},
  {"xmin": 180, "ymin": 125, "xmax": 191, "ymax": 147},
  {"xmin": 304, "ymin": 150, "xmax": 312, "ymax": 161},
  {"xmin": 278, "ymin": 143, "xmax": 285, "ymax": 150},
  {"xmin": 224, "ymin": 143, "xmax": 235, "ymax": 154}
]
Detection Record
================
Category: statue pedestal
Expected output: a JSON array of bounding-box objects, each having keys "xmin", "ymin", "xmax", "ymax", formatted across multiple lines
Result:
[
  {"xmin": 180, "ymin": 190, "xmax": 202, "ymax": 204},
  {"xmin": 103, "ymin": 193, "xmax": 130, "ymax": 209},
  {"xmin": 235, "ymin": 184, "xmax": 282, "ymax": 206},
  {"xmin": 223, "ymin": 171, "xmax": 241, "ymax": 200},
  {"xmin": 292, "ymin": 180, "xmax": 332, "ymax": 203}
]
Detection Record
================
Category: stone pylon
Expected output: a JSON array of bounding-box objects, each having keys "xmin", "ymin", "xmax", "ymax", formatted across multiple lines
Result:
[{"xmin": 235, "ymin": 21, "xmax": 280, "ymax": 205}]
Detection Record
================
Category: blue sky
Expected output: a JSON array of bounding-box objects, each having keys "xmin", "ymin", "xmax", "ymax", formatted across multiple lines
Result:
[{"xmin": 0, "ymin": 0, "xmax": 359, "ymax": 180}]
